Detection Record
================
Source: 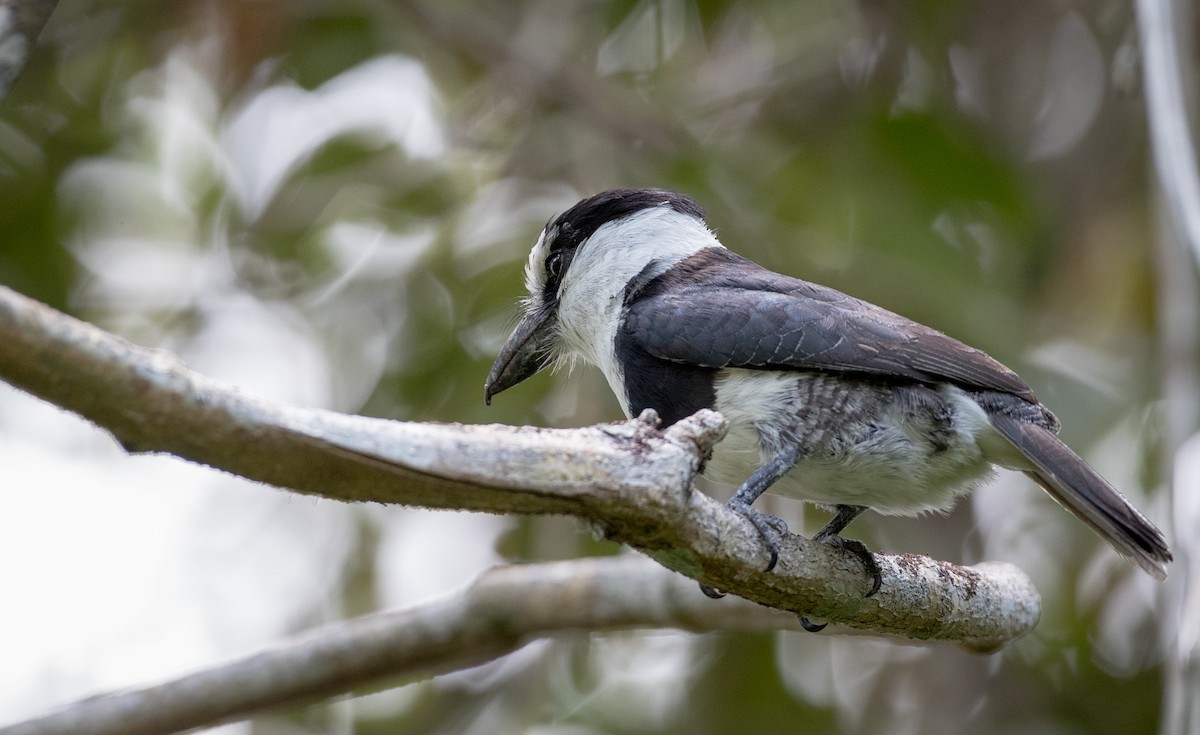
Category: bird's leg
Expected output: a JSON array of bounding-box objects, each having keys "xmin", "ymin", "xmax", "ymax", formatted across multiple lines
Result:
[
  {"xmin": 727, "ymin": 453, "xmax": 798, "ymax": 570},
  {"xmin": 699, "ymin": 450, "xmax": 797, "ymax": 599},
  {"xmin": 797, "ymin": 504, "xmax": 881, "ymax": 632}
]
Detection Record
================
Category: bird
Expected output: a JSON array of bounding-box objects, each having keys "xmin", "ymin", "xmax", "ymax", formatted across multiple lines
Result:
[{"xmin": 483, "ymin": 187, "xmax": 1172, "ymax": 603}]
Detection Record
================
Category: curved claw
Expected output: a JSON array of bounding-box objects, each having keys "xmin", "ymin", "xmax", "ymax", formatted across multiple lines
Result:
[
  {"xmin": 696, "ymin": 504, "xmax": 788, "ymax": 599},
  {"xmin": 728, "ymin": 501, "xmax": 789, "ymax": 572},
  {"xmin": 816, "ymin": 534, "xmax": 882, "ymax": 598},
  {"xmin": 847, "ymin": 539, "xmax": 883, "ymax": 598},
  {"xmin": 798, "ymin": 616, "xmax": 828, "ymax": 633}
]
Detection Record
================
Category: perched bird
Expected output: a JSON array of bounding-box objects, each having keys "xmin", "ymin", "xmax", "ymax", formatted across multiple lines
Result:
[{"xmin": 484, "ymin": 187, "xmax": 1172, "ymax": 599}]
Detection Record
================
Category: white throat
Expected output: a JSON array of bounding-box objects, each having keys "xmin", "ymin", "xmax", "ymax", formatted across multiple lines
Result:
[{"xmin": 554, "ymin": 207, "xmax": 723, "ymax": 406}]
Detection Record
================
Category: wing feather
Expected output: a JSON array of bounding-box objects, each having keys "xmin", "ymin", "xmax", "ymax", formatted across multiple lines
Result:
[{"xmin": 622, "ymin": 249, "xmax": 1036, "ymax": 401}]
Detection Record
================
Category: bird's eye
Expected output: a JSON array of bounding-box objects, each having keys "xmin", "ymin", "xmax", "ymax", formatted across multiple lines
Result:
[{"xmin": 546, "ymin": 251, "xmax": 564, "ymax": 281}]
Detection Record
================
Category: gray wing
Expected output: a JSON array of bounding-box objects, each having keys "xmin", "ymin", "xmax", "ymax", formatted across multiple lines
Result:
[{"xmin": 622, "ymin": 252, "xmax": 1036, "ymax": 401}]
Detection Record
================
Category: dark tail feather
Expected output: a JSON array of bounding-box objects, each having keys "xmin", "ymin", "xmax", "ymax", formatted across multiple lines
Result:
[{"xmin": 989, "ymin": 414, "xmax": 1172, "ymax": 581}]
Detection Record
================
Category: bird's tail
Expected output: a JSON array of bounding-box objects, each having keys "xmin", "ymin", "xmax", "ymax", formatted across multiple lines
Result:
[{"xmin": 988, "ymin": 413, "xmax": 1172, "ymax": 581}]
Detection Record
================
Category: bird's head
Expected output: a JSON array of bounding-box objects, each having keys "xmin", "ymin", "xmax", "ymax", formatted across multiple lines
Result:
[{"xmin": 484, "ymin": 188, "xmax": 718, "ymax": 404}]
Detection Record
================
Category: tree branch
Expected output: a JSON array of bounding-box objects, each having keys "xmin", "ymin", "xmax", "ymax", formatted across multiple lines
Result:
[
  {"xmin": 0, "ymin": 554, "xmax": 1040, "ymax": 735},
  {"xmin": 1138, "ymin": 2, "xmax": 1200, "ymax": 730},
  {"xmin": 0, "ymin": 556, "xmax": 828, "ymax": 735},
  {"xmin": 1138, "ymin": 0, "xmax": 1200, "ymax": 271},
  {"xmin": 0, "ymin": 283, "xmax": 1040, "ymax": 729},
  {"xmin": 0, "ymin": 283, "xmax": 1040, "ymax": 645}
]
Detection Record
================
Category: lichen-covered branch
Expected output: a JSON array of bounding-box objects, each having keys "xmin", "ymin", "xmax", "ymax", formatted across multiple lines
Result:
[
  {"xmin": 0, "ymin": 283, "xmax": 1040, "ymax": 646},
  {"xmin": 0, "ymin": 282, "xmax": 1040, "ymax": 730}
]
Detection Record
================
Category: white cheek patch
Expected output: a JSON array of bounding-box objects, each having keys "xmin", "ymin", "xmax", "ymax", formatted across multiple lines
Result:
[
  {"xmin": 524, "ymin": 227, "xmax": 552, "ymax": 296},
  {"xmin": 555, "ymin": 208, "xmax": 722, "ymax": 366},
  {"xmin": 514, "ymin": 205, "xmax": 723, "ymax": 411}
]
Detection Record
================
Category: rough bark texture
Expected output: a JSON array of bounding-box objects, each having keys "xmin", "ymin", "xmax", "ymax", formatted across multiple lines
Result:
[{"xmin": 0, "ymin": 284, "xmax": 1042, "ymax": 733}]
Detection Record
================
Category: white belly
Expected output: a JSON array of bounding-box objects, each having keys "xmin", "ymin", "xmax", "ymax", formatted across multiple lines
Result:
[{"xmin": 704, "ymin": 370, "xmax": 1000, "ymax": 516}]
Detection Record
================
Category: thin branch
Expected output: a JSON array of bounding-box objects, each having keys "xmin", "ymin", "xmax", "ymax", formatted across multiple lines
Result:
[
  {"xmin": 1138, "ymin": 0, "xmax": 1200, "ymax": 271},
  {"xmin": 1138, "ymin": 3, "xmax": 1200, "ymax": 733},
  {"xmin": 0, "ymin": 556, "xmax": 830, "ymax": 735},
  {"xmin": 0, "ymin": 555, "xmax": 1043, "ymax": 735}
]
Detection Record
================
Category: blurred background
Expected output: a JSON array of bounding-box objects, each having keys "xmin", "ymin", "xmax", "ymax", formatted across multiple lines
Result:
[{"xmin": 0, "ymin": 0, "xmax": 1194, "ymax": 733}]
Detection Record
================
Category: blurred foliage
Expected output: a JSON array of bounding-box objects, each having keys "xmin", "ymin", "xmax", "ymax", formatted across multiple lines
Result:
[{"xmin": 0, "ymin": 0, "xmax": 1176, "ymax": 733}]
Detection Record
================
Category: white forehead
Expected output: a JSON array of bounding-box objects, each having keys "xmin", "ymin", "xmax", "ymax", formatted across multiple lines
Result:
[{"xmin": 522, "ymin": 205, "xmax": 720, "ymax": 298}]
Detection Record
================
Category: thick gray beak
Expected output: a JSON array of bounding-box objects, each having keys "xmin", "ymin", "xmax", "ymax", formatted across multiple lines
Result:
[{"xmin": 484, "ymin": 303, "xmax": 557, "ymax": 405}]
